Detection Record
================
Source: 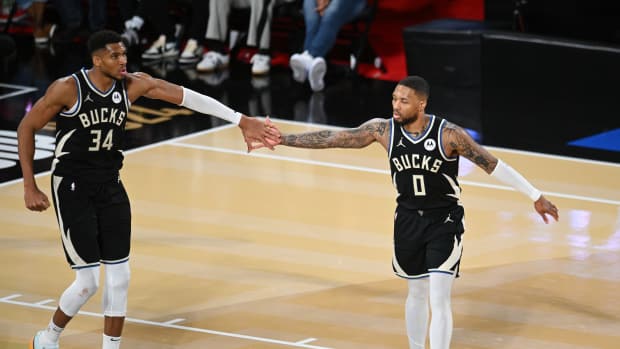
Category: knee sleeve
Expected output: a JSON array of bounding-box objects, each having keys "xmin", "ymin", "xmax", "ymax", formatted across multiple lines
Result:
[
  {"xmin": 58, "ymin": 266, "xmax": 100, "ymax": 317},
  {"xmin": 103, "ymin": 262, "xmax": 130, "ymax": 317}
]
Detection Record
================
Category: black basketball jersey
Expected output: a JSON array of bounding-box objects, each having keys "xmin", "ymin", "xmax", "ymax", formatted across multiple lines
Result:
[
  {"xmin": 388, "ymin": 115, "xmax": 461, "ymax": 210},
  {"xmin": 51, "ymin": 68, "xmax": 129, "ymax": 182}
]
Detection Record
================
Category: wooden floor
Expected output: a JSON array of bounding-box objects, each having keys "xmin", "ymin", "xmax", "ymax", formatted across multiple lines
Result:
[{"xmin": 1, "ymin": 120, "xmax": 619, "ymax": 349}]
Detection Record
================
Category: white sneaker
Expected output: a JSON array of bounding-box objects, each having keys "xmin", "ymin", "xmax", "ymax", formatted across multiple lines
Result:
[
  {"xmin": 308, "ymin": 56, "xmax": 326, "ymax": 92},
  {"xmin": 250, "ymin": 53, "xmax": 270, "ymax": 75},
  {"xmin": 289, "ymin": 51, "xmax": 313, "ymax": 83},
  {"xmin": 30, "ymin": 330, "xmax": 59, "ymax": 349},
  {"xmin": 196, "ymin": 51, "xmax": 230, "ymax": 72},
  {"xmin": 178, "ymin": 39, "xmax": 203, "ymax": 64},
  {"xmin": 142, "ymin": 35, "xmax": 178, "ymax": 59}
]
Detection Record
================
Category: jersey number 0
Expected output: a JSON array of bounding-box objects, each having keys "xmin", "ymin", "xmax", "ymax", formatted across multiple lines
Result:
[{"xmin": 412, "ymin": 174, "xmax": 426, "ymax": 196}]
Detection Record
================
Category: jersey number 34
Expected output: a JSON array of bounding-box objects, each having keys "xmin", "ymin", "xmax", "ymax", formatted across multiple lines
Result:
[{"xmin": 89, "ymin": 129, "xmax": 114, "ymax": 151}]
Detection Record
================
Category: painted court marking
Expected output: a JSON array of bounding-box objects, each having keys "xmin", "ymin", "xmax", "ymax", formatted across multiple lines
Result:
[
  {"xmin": 0, "ymin": 83, "xmax": 38, "ymax": 100},
  {"xmin": 0, "ymin": 294, "xmax": 332, "ymax": 349}
]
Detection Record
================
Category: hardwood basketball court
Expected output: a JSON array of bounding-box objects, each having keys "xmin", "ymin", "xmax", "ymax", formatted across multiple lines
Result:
[{"xmin": 1, "ymin": 119, "xmax": 619, "ymax": 349}]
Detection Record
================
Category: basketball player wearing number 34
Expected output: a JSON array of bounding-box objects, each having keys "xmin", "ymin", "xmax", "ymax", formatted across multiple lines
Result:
[
  {"xmin": 17, "ymin": 30, "xmax": 280, "ymax": 349},
  {"xmin": 262, "ymin": 76, "xmax": 559, "ymax": 349}
]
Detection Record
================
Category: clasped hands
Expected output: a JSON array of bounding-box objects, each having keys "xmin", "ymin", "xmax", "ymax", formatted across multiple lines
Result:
[{"xmin": 239, "ymin": 115, "xmax": 282, "ymax": 152}]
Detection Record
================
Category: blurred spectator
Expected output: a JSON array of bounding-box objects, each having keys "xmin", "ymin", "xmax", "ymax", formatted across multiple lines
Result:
[
  {"xmin": 52, "ymin": 0, "xmax": 106, "ymax": 42},
  {"xmin": 140, "ymin": 0, "xmax": 209, "ymax": 64},
  {"xmin": 13, "ymin": 0, "xmax": 55, "ymax": 44},
  {"xmin": 198, "ymin": 0, "xmax": 280, "ymax": 75},
  {"xmin": 289, "ymin": 0, "xmax": 365, "ymax": 91}
]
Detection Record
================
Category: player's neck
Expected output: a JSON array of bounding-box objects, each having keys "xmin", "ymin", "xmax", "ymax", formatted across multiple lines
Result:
[
  {"xmin": 86, "ymin": 68, "xmax": 115, "ymax": 92},
  {"xmin": 404, "ymin": 113, "xmax": 429, "ymax": 137}
]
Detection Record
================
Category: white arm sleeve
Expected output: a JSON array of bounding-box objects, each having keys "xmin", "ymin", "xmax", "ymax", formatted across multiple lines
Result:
[
  {"xmin": 490, "ymin": 159, "xmax": 542, "ymax": 201},
  {"xmin": 179, "ymin": 87, "xmax": 242, "ymax": 125}
]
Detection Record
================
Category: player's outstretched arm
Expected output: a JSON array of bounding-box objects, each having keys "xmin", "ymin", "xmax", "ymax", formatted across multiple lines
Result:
[
  {"xmin": 442, "ymin": 121, "xmax": 559, "ymax": 223},
  {"xmin": 125, "ymin": 72, "xmax": 280, "ymax": 150},
  {"xmin": 275, "ymin": 118, "xmax": 390, "ymax": 150},
  {"xmin": 17, "ymin": 77, "xmax": 75, "ymax": 211}
]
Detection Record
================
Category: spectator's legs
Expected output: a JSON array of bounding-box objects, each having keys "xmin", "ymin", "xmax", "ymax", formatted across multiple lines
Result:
[
  {"xmin": 247, "ymin": 0, "xmax": 274, "ymax": 51},
  {"xmin": 301, "ymin": 0, "xmax": 321, "ymax": 53},
  {"xmin": 306, "ymin": 0, "xmax": 365, "ymax": 58},
  {"xmin": 206, "ymin": 0, "xmax": 234, "ymax": 44}
]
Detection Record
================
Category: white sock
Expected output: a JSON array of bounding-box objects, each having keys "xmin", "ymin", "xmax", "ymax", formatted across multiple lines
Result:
[
  {"xmin": 429, "ymin": 272, "xmax": 455, "ymax": 349},
  {"xmin": 102, "ymin": 334, "xmax": 121, "ymax": 349},
  {"xmin": 40, "ymin": 320, "xmax": 63, "ymax": 344},
  {"xmin": 405, "ymin": 278, "xmax": 429, "ymax": 349}
]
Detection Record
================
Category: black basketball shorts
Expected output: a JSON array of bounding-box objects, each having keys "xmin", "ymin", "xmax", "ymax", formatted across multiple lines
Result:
[
  {"xmin": 51, "ymin": 175, "xmax": 131, "ymax": 269},
  {"xmin": 392, "ymin": 205, "xmax": 464, "ymax": 279}
]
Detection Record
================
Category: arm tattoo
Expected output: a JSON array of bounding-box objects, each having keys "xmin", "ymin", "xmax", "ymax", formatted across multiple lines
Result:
[
  {"xmin": 282, "ymin": 120, "xmax": 387, "ymax": 149},
  {"xmin": 444, "ymin": 122, "xmax": 497, "ymax": 172}
]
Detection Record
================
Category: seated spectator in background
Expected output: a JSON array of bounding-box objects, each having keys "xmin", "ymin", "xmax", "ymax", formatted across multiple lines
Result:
[
  {"xmin": 289, "ymin": 0, "xmax": 366, "ymax": 91},
  {"xmin": 13, "ymin": 0, "xmax": 54, "ymax": 44},
  {"xmin": 198, "ymin": 0, "xmax": 280, "ymax": 75},
  {"xmin": 52, "ymin": 0, "xmax": 106, "ymax": 42},
  {"xmin": 139, "ymin": 0, "xmax": 209, "ymax": 65}
]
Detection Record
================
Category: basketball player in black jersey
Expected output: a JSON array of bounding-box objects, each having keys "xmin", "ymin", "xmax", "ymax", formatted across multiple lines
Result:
[
  {"xmin": 266, "ymin": 76, "xmax": 559, "ymax": 349},
  {"xmin": 17, "ymin": 30, "xmax": 280, "ymax": 349}
]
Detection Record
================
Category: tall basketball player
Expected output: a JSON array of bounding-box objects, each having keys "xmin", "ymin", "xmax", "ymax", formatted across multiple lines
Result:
[
  {"xmin": 268, "ymin": 76, "xmax": 559, "ymax": 349},
  {"xmin": 17, "ymin": 30, "xmax": 280, "ymax": 349}
]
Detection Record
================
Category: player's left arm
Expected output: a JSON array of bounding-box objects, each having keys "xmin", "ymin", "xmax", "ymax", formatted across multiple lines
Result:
[
  {"xmin": 125, "ymin": 72, "xmax": 280, "ymax": 150},
  {"xmin": 442, "ymin": 122, "xmax": 559, "ymax": 223}
]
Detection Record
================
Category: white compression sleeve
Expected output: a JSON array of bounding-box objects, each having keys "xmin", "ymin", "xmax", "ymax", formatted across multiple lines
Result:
[
  {"xmin": 491, "ymin": 159, "xmax": 542, "ymax": 201},
  {"xmin": 179, "ymin": 87, "xmax": 242, "ymax": 125},
  {"xmin": 406, "ymin": 279, "xmax": 429, "ymax": 349}
]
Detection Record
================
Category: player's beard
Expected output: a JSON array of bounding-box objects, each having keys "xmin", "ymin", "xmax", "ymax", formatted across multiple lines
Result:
[{"xmin": 394, "ymin": 113, "xmax": 417, "ymax": 126}]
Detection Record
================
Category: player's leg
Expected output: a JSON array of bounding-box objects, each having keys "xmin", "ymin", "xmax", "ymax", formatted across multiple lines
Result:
[
  {"xmin": 426, "ymin": 206, "xmax": 464, "ymax": 349},
  {"xmin": 392, "ymin": 208, "xmax": 431, "ymax": 349},
  {"xmin": 97, "ymin": 179, "xmax": 131, "ymax": 348},
  {"xmin": 32, "ymin": 176, "xmax": 102, "ymax": 348},
  {"xmin": 428, "ymin": 272, "xmax": 456, "ymax": 349},
  {"xmin": 406, "ymin": 278, "xmax": 429, "ymax": 349}
]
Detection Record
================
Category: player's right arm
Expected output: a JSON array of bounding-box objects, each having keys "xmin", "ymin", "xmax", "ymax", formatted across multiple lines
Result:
[
  {"xmin": 277, "ymin": 118, "xmax": 391, "ymax": 151},
  {"xmin": 17, "ymin": 77, "xmax": 76, "ymax": 211}
]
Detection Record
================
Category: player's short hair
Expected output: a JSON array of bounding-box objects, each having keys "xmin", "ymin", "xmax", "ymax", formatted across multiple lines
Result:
[
  {"xmin": 398, "ymin": 76, "xmax": 430, "ymax": 99},
  {"xmin": 87, "ymin": 30, "xmax": 122, "ymax": 56}
]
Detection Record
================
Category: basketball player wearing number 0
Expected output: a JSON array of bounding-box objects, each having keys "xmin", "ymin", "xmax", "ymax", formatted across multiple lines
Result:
[{"xmin": 269, "ymin": 76, "xmax": 559, "ymax": 349}]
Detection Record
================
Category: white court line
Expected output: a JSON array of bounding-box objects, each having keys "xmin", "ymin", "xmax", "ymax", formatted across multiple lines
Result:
[
  {"xmin": 0, "ymin": 297, "xmax": 332, "ymax": 349},
  {"xmin": 34, "ymin": 299, "xmax": 55, "ymax": 305},
  {"xmin": 1, "ymin": 294, "xmax": 22, "ymax": 301},
  {"xmin": 163, "ymin": 318, "xmax": 186, "ymax": 325},
  {"xmin": 0, "ymin": 123, "xmax": 237, "ymax": 188},
  {"xmin": 297, "ymin": 338, "xmax": 318, "ymax": 344},
  {"xmin": 268, "ymin": 118, "xmax": 620, "ymax": 168},
  {"xmin": 0, "ymin": 83, "xmax": 38, "ymax": 100},
  {"xmin": 170, "ymin": 142, "xmax": 620, "ymax": 206},
  {"xmin": 2, "ymin": 116, "xmax": 617, "ymax": 187}
]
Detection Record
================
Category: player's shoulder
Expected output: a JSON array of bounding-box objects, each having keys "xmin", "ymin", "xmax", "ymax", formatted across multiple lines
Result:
[{"xmin": 45, "ymin": 75, "xmax": 78, "ymax": 100}]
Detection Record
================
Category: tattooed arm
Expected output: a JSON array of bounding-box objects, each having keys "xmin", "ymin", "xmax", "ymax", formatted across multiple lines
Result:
[
  {"xmin": 281, "ymin": 118, "xmax": 391, "ymax": 151},
  {"xmin": 442, "ymin": 121, "xmax": 498, "ymax": 173},
  {"xmin": 442, "ymin": 121, "xmax": 559, "ymax": 222}
]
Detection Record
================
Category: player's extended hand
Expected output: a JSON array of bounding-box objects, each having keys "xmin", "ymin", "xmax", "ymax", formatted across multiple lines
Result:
[
  {"xmin": 238, "ymin": 115, "xmax": 281, "ymax": 152},
  {"xmin": 247, "ymin": 117, "xmax": 283, "ymax": 152},
  {"xmin": 534, "ymin": 195, "xmax": 559, "ymax": 224},
  {"xmin": 24, "ymin": 185, "xmax": 50, "ymax": 212}
]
